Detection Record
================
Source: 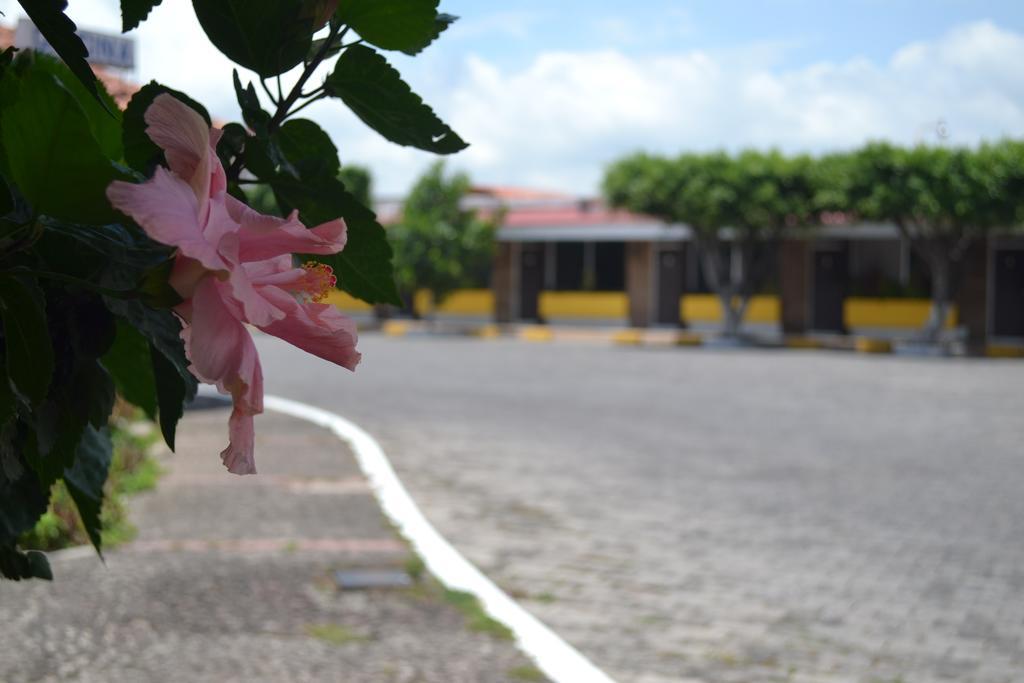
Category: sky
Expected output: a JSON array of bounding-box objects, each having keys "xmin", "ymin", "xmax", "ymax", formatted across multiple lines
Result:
[{"xmin": 2, "ymin": 1, "xmax": 1024, "ymax": 197}]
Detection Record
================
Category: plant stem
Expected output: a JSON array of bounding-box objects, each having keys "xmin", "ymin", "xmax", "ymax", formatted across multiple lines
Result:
[
  {"xmin": 285, "ymin": 92, "xmax": 328, "ymax": 118},
  {"xmin": 268, "ymin": 24, "xmax": 347, "ymax": 133},
  {"xmin": 259, "ymin": 78, "xmax": 279, "ymax": 106}
]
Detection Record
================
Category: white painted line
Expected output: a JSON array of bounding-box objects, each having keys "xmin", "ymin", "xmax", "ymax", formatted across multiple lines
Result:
[{"xmin": 263, "ymin": 394, "xmax": 619, "ymax": 683}]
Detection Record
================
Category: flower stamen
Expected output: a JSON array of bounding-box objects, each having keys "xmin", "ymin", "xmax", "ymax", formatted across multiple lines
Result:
[{"xmin": 300, "ymin": 261, "xmax": 337, "ymax": 303}]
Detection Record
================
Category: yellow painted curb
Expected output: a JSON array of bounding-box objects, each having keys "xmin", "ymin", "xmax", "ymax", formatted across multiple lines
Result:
[
  {"xmin": 854, "ymin": 337, "xmax": 893, "ymax": 354},
  {"xmin": 785, "ymin": 336, "xmax": 825, "ymax": 350},
  {"xmin": 382, "ymin": 321, "xmax": 410, "ymax": 337},
  {"xmin": 518, "ymin": 326, "xmax": 554, "ymax": 342},
  {"xmin": 986, "ymin": 344, "xmax": 1024, "ymax": 358},
  {"xmin": 612, "ymin": 329, "xmax": 644, "ymax": 345},
  {"xmin": 674, "ymin": 332, "xmax": 703, "ymax": 346},
  {"xmin": 473, "ymin": 324, "xmax": 501, "ymax": 339}
]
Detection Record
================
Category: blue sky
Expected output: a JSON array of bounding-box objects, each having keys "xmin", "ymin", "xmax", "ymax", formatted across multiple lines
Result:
[{"xmin": 3, "ymin": 1, "xmax": 1024, "ymax": 196}]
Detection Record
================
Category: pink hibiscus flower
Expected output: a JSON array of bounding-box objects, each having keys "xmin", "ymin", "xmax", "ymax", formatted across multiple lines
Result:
[{"xmin": 107, "ymin": 94, "xmax": 360, "ymax": 475}]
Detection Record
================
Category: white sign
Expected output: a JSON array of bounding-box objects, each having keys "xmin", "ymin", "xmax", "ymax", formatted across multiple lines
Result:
[{"xmin": 15, "ymin": 20, "xmax": 135, "ymax": 70}]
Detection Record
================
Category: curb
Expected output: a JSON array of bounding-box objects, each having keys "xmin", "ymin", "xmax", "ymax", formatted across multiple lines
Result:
[{"xmin": 263, "ymin": 395, "xmax": 618, "ymax": 683}]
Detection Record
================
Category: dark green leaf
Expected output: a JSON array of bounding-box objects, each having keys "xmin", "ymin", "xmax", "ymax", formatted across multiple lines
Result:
[
  {"xmin": 0, "ymin": 546, "xmax": 52, "ymax": 581},
  {"xmin": 216, "ymin": 122, "xmax": 247, "ymax": 171},
  {"xmin": 335, "ymin": 0, "xmax": 440, "ymax": 53},
  {"xmin": 271, "ymin": 174, "xmax": 401, "ymax": 304},
  {"xmin": 151, "ymin": 341, "xmax": 187, "ymax": 450},
  {"xmin": 101, "ymin": 320, "xmax": 158, "ymax": 420},
  {"xmin": 233, "ymin": 70, "xmax": 272, "ymax": 137},
  {"xmin": 121, "ymin": 0, "xmax": 164, "ymax": 32},
  {"xmin": 0, "ymin": 277, "xmax": 53, "ymax": 406},
  {"xmin": 401, "ymin": 13, "xmax": 458, "ymax": 56},
  {"xmin": 0, "ymin": 173, "xmax": 12, "ymax": 217},
  {"xmin": 324, "ymin": 45, "xmax": 467, "ymax": 154},
  {"xmin": 104, "ymin": 298, "xmax": 196, "ymax": 450},
  {"xmin": 138, "ymin": 258, "xmax": 182, "ymax": 309},
  {"xmin": 123, "ymin": 82, "xmax": 211, "ymax": 174},
  {"xmin": 193, "ymin": 0, "xmax": 314, "ymax": 77},
  {"xmin": 0, "ymin": 69, "xmax": 127, "ymax": 223},
  {"xmin": 276, "ymin": 118, "xmax": 340, "ymax": 180},
  {"xmin": 15, "ymin": 0, "xmax": 104, "ymax": 108},
  {"xmin": 0, "ymin": 458, "xmax": 49, "ymax": 546},
  {"xmin": 63, "ymin": 425, "xmax": 113, "ymax": 554}
]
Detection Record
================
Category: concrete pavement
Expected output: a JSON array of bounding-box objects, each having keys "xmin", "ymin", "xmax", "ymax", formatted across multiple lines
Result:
[
  {"xmin": 255, "ymin": 333, "xmax": 1024, "ymax": 683},
  {"xmin": 0, "ymin": 406, "xmax": 543, "ymax": 683}
]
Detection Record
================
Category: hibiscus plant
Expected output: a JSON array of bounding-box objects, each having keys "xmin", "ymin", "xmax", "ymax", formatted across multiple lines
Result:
[{"xmin": 0, "ymin": 0, "xmax": 466, "ymax": 580}]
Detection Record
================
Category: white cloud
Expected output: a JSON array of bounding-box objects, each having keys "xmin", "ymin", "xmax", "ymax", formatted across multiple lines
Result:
[{"xmin": 2, "ymin": 3, "xmax": 1022, "ymax": 198}]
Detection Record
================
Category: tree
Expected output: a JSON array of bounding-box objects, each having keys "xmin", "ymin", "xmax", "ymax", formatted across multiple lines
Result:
[
  {"xmin": 843, "ymin": 141, "xmax": 1024, "ymax": 342},
  {"xmin": 389, "ymin": 162, "xmax": 498, "ymax": 316},
  {"xmin": 604, "ymin": 151, "xmax": 817, "ymax": 337},
  {"xmin": 338, "ymin": 165, "xmax": 372, "ymax": 208}
]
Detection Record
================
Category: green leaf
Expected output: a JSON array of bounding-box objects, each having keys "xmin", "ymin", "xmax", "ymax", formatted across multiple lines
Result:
[
  {"xmin": 123, "ymin": 82, "xmax": 211, "ymax": 174},
  {"xmin": 121, "ymin": 0, "xmax": 164, "ymax": 32},
  {"xmin": 193, "ymin": 0, "xmax": 314, "ymax": 77},
  {"xmin": 104, "ymin": 298, "xmax": 197, "ymax": 450},
  {"xmin": 324, "ymin": 45, "xmax": 467, "ymax": 154},
  {"xmin": 216, "ymin": 122, "xmax": 247, "ymax": 172},
  {"xmin": 18, "ymin": 52, "xmax": 123, "ymax": 162},
  {"xmin": 151, "ymin": 341, "xmax": 187, "ymax": 450},
  {"xmin": 63, "ymin": 425, "xmax": 113, "ymax": 554},
  {"xmin": 0, "ymin": 547, "xmax": 52, "ymax": 581},
  {"xmin": 101, "ymin": 320, "xmax": 158, "ymax": 420},
  {"xmin": 15, "ymin": 0, "xmax": 104, "ymax": 109},
  {"xmin": 0, "ymin": 69, "xmax": 127, "ymax": 223},
  {"xmin": 276, "ymin": 119, "xmax": 340, "ymax": 180},
  {"xmin": 271, "ymin": 174, "xmax": 401, "ymax": 304},
  {"xmin": 0, "ymin": 276, "xmax": 53, "ymax": 406},
  {"xmin": 0, "ymin": 460, "xmax": 49, "ymax": 546},
  {"xmin": 336, "ymin": 0, "xmax": 440, "ymax": 53},
  {"xmin": 401, "ymin": 13, "xmax": 458, "ymax": 56},
  {"xmin": 233, "ymin": 70, "xmax": 272, "ymax": 137}
]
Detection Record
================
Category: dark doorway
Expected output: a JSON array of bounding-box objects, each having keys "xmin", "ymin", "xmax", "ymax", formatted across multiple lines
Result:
[
  {"xmin": 519, "ymin": 244, "xmax": 545, "ymax": 321},
  {"xmin": 993, "ymin": 249, "xmax": 1024, "ymax": 337},
  {"xmin": 594, "ymin": 242, "xmax": 626, "ymax": 291},
  {"xmin": 812, "ymin": 246, "xmax": 848, "ymax": 332},
  {"xmin": 555, "ymin": 242, "xmax": 584, "ymax": 290},
  {"xmin": 657, "ymin": 246, "xmax": 685, "ymax": 325}
]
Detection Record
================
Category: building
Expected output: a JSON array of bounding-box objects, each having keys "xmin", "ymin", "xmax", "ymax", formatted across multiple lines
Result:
[{"xmin": 480, "ymin": 187, "xmax": 1024, "ymax": 347}]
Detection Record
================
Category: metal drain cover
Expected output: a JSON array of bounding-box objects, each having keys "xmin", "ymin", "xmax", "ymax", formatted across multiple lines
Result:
[{"xmin": 333, "ymin": 569, "xmax": 413, "ymax": 590}]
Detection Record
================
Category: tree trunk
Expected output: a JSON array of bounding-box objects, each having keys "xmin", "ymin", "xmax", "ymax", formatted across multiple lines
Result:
[{"xmin": 921, "ymin": 255, "xmax": 952, "ymax": 343}]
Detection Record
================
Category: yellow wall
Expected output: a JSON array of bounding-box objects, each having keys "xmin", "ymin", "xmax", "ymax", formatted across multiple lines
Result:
[
  {"xmin": 414, "ymin": 289, "xmax": 494, "ymax": 316},
  {"xmin": 328, "ymin": 286, "xmax": 951, "ymax": 330},
  {"xmin": 844, "ymin": 298, "xmax": 955, "ymax": 329},
  {"xmin": 323, "ymin": 290, "xmax": 372, "ymax": 312},
  {"xmin": 539, "ymin": 291, "xmax": 629, "ymax": 319},
  {"xmin": 681, "ymin": 295, "xmax": 780, "ymax": 323}
]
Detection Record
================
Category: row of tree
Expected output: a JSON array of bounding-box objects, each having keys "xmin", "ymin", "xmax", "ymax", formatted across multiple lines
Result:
[{"xmin": 603, "ymin": 142, "xmax": 1024, "ymax": 341}]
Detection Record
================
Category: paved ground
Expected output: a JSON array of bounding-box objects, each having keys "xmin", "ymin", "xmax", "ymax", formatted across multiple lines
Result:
[
  {"xmin": 256, "ymin": 333, "xmax": 1024, "ymax": 683},
  {"xmin": 0, "ymin": 408, "xmax": 542, "ymax": 683}
]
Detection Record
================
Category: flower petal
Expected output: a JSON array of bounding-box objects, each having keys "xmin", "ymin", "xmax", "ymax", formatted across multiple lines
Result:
[
  {"xmin": 220, "ymin": 408, "xmax": 257, "ymax": 475},
  {"xmin": 258, "ymin": 287, "xmax": 361, "ymax": 371},
  {"xmin": 225, "ymin": 195, "xmax": 348, "ymax": 261},
  {"xmin": 145, "ymin": 94, "xmax": 215, "ymax": 207},
  {"xmin": 107, "ymin": 168, "xmax": 226, "ymax": 272},
  {"xmin": 186, "ymin": 277, "xmax": 262, "ymax": 409}
]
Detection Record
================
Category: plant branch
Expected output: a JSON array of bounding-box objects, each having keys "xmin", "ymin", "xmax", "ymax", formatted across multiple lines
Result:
[
  {"xmin": 259, "ymin": 78, "xmax": 279, "ymax": 106},
  {"xmin": 268, "ymin": 24, "xmax": 346, "ymax": 133},
  {"xmin": 285, "ymin": 92, "xmax": 328, "ymax": 118}
]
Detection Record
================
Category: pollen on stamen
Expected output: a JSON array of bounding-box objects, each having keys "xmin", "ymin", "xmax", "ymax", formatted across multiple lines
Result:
[{"xmin": 301, "ymin": 261, "xmax": 336, "ymax": 303}]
